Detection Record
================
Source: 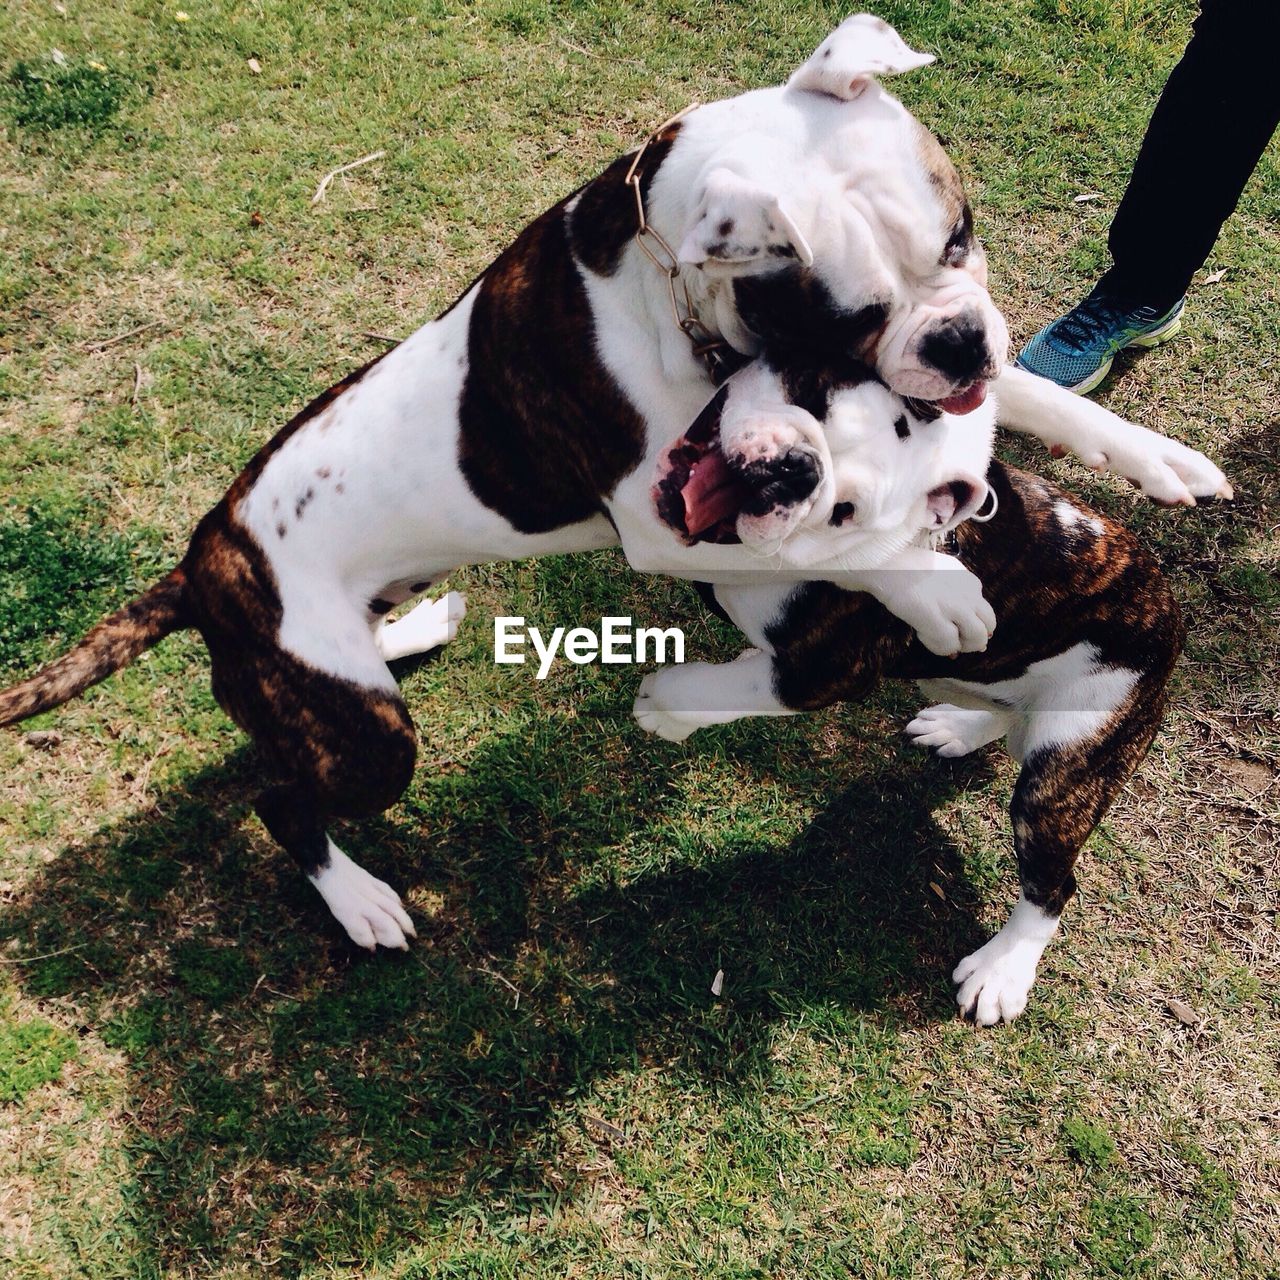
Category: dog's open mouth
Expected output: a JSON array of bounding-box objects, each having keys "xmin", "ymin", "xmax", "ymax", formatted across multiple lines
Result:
[{"xmin": 653, "ymin": 402, "xmax": 748, "ymax": 545}]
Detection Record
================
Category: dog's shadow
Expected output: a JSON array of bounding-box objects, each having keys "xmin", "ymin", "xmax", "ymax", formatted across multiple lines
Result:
[{"xmin": 0, "ymin": 665, "xmax": 1002, "ymax": 1268}]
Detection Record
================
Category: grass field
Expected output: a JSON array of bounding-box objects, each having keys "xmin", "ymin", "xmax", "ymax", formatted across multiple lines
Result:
[{"xmin": 1, "ymin": 1, "xmax": 1277, "ymax": 1276}]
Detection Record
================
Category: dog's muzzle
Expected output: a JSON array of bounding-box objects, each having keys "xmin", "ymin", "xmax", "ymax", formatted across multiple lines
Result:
[
  {"xmin": 877, "ymin": 282, "xmax": 1009, "ymax": 412},
  {"xmin": 653, "ymin": 414, "xmax": 825, "ymax": 546}
]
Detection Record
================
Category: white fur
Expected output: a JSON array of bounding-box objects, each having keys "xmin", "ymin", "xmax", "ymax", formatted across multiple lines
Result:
[
  {"xmin": 953, "ymin": 893, "xmax": 1059, "ymax": 1025},
  {"xmin": 918, "ymin": 641, "xmax": 1140, "ymax": 761},
  {"xmin": 375, "ymin": 591, "xmax": 467, "ymax": 662},
  {"xmin": 309, "ymin": 842, "xmax": 417, "ymax": 950}
]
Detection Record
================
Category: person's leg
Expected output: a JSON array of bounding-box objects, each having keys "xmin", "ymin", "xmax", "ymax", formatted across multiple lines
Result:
[
  {"xmin": 1102, "ymin": 0, "xmax": 1280, "ymax": 310},
  {"xmin": 1018, "ymin": 0, "xmax": 1280, "ymax": 391}
]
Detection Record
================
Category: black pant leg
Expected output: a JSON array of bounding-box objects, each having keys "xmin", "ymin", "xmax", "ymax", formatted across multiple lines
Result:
[{"xmin": 1101, "ymin": 0, "xmax": 1280, "ymax": 311}]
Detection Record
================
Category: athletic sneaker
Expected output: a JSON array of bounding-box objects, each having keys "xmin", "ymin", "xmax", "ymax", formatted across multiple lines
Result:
[{"xmin": 1015, "ymin": 288, "xmax": 1186, "ymax": 394}]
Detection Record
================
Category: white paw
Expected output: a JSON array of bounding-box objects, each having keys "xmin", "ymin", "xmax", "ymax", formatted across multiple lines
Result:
[
  {"xmin": 377, "ymin": 591, "xmax": 466, "ymax": 661},
  {"xmin": 1070, "ymin": 428, "xmax": 1233, "ymax": 506},
  {"xmin": 905, "ymin": 703, "xmax": 1005, "ymax": 758},
  {"xmin": 908, "ymin": 569, "xmax": 997, "ymax": 657},
  {"xmin": 953, "ymin": 897, "xmax": 1058, "ymax": 1025},
  {"xmin": 633, "ymin": 671, "xmax": 699, "ymax": 742},
  {"xmin": 953, "ymin": 941, "xmax": 1036, "ymax": 1025},
  {"xmin": 310, "ymin": 843, "xmax": 416, "ymax": 951}
]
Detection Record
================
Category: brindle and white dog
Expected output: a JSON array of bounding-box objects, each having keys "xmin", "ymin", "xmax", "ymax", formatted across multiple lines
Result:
[
  {"xmin": 0, "ymin": 16, "xmax": 1226, "ymax": 952},
  {"xmin": 635, "ymin": 356, "xmax": 1183, "ymax": 1023}
]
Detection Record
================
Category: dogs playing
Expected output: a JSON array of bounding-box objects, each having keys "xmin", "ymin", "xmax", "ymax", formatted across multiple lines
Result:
[{"xmin": 0, "ymin": 15, "xmax": 1226, "ymax": 958}]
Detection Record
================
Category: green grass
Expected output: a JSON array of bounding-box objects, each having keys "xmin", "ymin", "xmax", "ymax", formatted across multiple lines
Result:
[
  {"xmin": 1, "ymin": 1, "xmax": 1278, "ymax": 1277},
  {"xmin": 0, "ymin": 1000, "xmax": 76, "ymax": 1103}
]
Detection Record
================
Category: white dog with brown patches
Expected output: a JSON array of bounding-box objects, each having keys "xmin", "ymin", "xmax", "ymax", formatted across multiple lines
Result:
[{"xmin": 0, "ymin": 15, "xmax": 1229, "ymax": 955}]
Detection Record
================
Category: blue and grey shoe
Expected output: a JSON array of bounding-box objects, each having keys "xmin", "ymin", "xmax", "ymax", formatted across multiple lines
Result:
[{"xmin": 1015, "ymin": 289, "xmax": 1185, "ymax": 394}]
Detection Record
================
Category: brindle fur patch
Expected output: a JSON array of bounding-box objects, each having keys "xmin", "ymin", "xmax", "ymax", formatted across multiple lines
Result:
[
  {"xmin": 736, "ymin": 274, "xmax": 889, "ymax": 366},
  {"xmin": 455, "ymin": 137, "xmax": 682, "ymax": 534},
  {"xmin": 762, "ymin": 463, "xmax": 1183, "ymax": 917},
  {"xmin": 765, "ymin": 345, "xmax": 882, "ymax": 420},
  {"xmin": 567, "ymin": 126, "xmax": 679, "ymax": 278},
  {"xmin": 913, "ymin": 119, "xmax": 969, "ymax": 235}
]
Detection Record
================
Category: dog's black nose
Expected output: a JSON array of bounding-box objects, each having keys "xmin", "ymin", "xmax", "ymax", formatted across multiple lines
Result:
[
  {"xmin": 919, "ymin": 313, "xmax": 991, "ymax": 386},
  {"xmin": 734, "ymin": 446, "xmax": 822, "ymax": 517}
]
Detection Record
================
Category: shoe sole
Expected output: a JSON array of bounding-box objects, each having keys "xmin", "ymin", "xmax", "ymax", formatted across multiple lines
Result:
[{"xmin": 1065, "ymin": 310, "xmax": 1184, "ymax": 395}]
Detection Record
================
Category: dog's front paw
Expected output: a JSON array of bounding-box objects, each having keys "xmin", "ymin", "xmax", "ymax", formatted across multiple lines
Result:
[
  {"xmin": 1131, "ymin": 437, "xmax": 1233, "ymax": 506},
  {"xmin": 905, "ymin": 566, "xmax": 997, "ymax": 657},
  {"xmin": 633, "ymin": 671, "xmax": 699, "ymax": 742},
  {"xmin": 953, "ymin": 940, "xmax": 1037, "ymax": 1025},
  {"xmin": 1063, "ymin": 427, "xmax": 1233, "ymax": 506},
  {"xmin": 310, "ymin": 845, "xmax": 417, "ymax": 951},
  {"xmin": 906, "ymin": 703, "xmax": 1007, "ymax": 757}
]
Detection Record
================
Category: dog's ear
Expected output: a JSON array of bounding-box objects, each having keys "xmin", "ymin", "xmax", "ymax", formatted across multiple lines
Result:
[
  {"xmin": 789, "ymin": 14, "xmax": 935, "ymax": 102},
  {"xmin": 678, "ymin": 168, "xmax": 813, "ymax": 272},
  {"xmin": 926, "ymin": 474, "xmax": 989, "ymax": 532}
]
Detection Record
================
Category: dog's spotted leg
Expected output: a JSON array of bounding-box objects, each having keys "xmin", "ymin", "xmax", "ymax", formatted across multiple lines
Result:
[
  {"xmin": 954, "ymin": 669, "xmax": 1170, "ymax": 1024},
  {"xmin": 375, "ymin": 591, "xmax": 466, "ymax": 662}
]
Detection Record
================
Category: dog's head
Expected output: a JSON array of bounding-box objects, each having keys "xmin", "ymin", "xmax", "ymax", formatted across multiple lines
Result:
[
  {"xmin": 653, "ymin": 354, "xmax": 994, "ymax": 566},
  {"xmin": 810, "ymin": 370, "xmax": 994, "ymax": 550},
  {"xmin": 671, "ymin": 14, "xmax": 1007, "ymax": 414}
]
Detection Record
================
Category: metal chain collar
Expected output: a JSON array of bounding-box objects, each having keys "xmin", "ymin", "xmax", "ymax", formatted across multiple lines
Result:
[{"xmin": 623, "ymin": 105, "xmax": 741, "ymax": 385}]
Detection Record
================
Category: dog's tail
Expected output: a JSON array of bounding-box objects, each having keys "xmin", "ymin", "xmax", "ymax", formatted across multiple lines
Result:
[{"xmin": 0, "ymin": 568, "xmax": 189, "ymax": 728}]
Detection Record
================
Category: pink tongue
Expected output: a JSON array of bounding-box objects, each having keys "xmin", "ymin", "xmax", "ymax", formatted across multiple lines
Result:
[
  {"xmin": 682, "ymin": 449, "xmax": 746, "ymax": 536},
  {"xmin": 938, "ymin": 382, "xmax": 988, "ymax": 415}
]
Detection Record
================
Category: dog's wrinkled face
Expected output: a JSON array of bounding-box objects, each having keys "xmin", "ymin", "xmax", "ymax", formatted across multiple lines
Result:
[
  {"xmin": 813, "ymin": 373, "xmax": 994, "ymax": 544},
  {"xmin": 676, "ymin": 14, "xmax": 1009, "ymax": 413},
  {"xmin": 652, "ymin": 354, "xmax": 994, "ymax": 565}
]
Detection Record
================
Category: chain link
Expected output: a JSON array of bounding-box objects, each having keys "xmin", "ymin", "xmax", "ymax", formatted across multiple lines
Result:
[{"xmin": 623, "ymin": 105, "xmax": 739, "ymax": 383}]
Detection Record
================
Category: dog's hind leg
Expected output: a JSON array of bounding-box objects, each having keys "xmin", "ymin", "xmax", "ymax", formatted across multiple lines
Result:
[
  {"xmin": 255, "ymin": 784, "xmax": 416, "ymax": 949},
  {"xmin": 204, "ymin": 627, "xmax": 422, "ymax": 948},
  {"xmin": 953, "ymin": 669, "xmax": 1171, "ymax": 1024}
]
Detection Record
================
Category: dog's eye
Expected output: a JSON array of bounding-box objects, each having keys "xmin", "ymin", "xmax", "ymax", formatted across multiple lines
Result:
[
  {"xmin": 940, "ymin": 204, "xmax": 974, "ymax": 267},
  {"xmin": 829, "ymin": 501, "xmax": 856, "ymax": 526}
]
